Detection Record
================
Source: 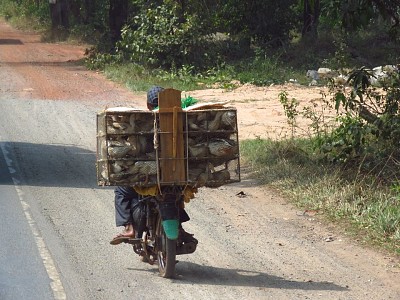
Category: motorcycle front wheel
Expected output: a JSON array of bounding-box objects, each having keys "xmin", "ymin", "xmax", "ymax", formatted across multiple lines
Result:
[{"xmin": 156, "ymin": 216, "xmax": 177, "ymax": 278}]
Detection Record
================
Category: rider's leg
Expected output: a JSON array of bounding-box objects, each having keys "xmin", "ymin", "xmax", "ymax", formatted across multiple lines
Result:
[{"xmin": 110, "ymin": 187, "xmax": 139, "ymax": 244}]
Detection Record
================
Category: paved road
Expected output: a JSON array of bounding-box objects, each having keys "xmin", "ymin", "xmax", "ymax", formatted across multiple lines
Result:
[{"xmin": 0, "ymin": 143, "xmax": 56, "ymax": 300}]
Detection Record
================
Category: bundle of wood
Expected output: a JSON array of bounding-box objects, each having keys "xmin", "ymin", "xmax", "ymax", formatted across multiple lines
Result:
[{"xmin": 96, "ymin": 106, "xmax": 240, "ymax": 187}]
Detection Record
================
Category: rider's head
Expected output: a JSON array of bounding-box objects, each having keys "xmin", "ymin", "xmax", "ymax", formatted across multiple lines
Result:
[{"xmin": 147, "ymin": 86, "xmax": 164, "ymax": 110}]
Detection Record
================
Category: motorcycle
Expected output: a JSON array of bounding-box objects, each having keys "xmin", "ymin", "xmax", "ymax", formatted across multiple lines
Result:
[
  {"xmin": 97, "ymin": 89, "xmax": 240, "ymax": 277},
  {"xmin": 122, "ymin": 186, "xmax": 197, "ymax": 278}
]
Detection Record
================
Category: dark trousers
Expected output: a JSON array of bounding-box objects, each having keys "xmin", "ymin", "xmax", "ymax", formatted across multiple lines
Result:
[
  {"xmin": 114, "ymin": 186, "xmax": 139, "ymax": 227},
  {"xmin": 114, "ymin": 186, "xmax": 190, "ymax": 227}
]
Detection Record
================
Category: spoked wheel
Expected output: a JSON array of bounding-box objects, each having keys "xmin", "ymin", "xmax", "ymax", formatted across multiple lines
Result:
[{"xmin": 156, "ymin": 216, "xmax": 177, "ymax": 278}]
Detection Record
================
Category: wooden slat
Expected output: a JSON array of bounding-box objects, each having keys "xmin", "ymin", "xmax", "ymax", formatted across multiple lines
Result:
[{"xmin": 158, "ymin": 89, "xmax": 186, "ymax": 184}]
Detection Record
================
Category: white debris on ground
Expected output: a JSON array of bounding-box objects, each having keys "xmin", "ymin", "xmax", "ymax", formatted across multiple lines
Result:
[{"xmin": 306, "ymin": 64, "xmax": 399, "ymax": 87}]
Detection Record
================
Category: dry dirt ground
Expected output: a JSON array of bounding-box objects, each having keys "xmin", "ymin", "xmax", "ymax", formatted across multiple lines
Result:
[{"xmin": 1, "ymin": 19, "xmax": 399, "ymax": 299}]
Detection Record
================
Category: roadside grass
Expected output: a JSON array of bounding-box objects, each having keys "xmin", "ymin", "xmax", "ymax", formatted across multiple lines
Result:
[
  {"xmin": 0, "ymin": 2, "xmax": 48, "ymax": 31},
  {"xmin": 95, "ymin": 55, "xmax": 306, "ymax": 94},
  {"xmin": 240, "ymin": 137, "xmax": 400, "ymax": 255},
  {"xmin": 102, "ymin": 63, "xmax": 207, "ymax": 93},
  {"xmin": 1, "ymin": 14, "xmax": 45, "ymax": 31}
]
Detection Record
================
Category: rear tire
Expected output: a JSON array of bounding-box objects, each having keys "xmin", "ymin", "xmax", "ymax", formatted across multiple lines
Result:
[{"xmin": 156, "ymin": 216, "xmax": 177, "ymax": 278}]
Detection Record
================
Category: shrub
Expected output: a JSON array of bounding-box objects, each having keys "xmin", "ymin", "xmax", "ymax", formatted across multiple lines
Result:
[{"xmin": 115, "ymin": 3, "xmax": 210, "ymax": 70}]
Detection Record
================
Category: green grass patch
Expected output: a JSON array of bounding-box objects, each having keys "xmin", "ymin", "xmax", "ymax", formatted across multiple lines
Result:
[
  {"xmin": 88, "ymin": 54, "xmax": 306, "ymax": 94},
  {"xmin": 240, "ymin": 137, "xmax": 400, "ymax": 255},
  {"xmin": 102, "ymin": 63, "xmax": 207, "ymax": 93}
]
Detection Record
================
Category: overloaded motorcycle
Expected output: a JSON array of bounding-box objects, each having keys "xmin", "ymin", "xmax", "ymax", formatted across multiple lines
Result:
[{"xmin": 97, "ymin": 88, "xmax": 240, "ymax": 278}]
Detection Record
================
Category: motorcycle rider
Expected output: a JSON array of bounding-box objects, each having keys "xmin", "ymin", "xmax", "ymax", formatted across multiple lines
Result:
[{"xmin": 110, "ymin": 86, "xmax": 195, "ymax": 245}]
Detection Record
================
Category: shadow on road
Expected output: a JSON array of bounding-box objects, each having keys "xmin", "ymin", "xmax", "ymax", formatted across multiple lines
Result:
[
  {"xmin": 128, "ymin": 261, "xmax": 348, "ymax": 292},
  {"xmin": 1, "ymin": 59, "xmax": 85, "ymax": 70},
  {"xmin": 0, "ymin": 38, "xmax": 23, "ymax": 45},
  {"xmin": 178, "ymin": 261, "xmax": 347, "ymax": 291},
  {"xmin": 0, "ymin": 141, "xmax": 101, "ymax": 189}
]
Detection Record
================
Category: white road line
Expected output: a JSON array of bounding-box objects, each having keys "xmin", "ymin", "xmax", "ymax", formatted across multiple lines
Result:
[{"xmin": 0, "ymin": 142, "xmax": 67, "ymax": 300}]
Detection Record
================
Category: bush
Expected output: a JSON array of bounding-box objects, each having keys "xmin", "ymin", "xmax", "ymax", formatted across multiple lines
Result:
[
  {"xmin": 320, "ymin": 67, "xmax": 400, "ymax": 170},
  {"xmin": 116, "ymin": 3, "xmax": 211, "ymax": 70}
]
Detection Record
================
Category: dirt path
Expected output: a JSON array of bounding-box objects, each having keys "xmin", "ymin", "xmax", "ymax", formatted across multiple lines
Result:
[
  {"xmin": 0, "ymin": 21, "xmax": 140, "ymax": 103},
  {"xmin": 1, "ymin": 19, "xmax": 399, "ymax": 300}
]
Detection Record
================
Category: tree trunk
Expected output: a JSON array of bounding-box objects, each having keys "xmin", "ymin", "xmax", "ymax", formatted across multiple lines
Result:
[
  {"xmin": 109, "ymin": 0, "xmax": 129, "ymax": 45},
  {"xmin": 301, "ymin": 0, "xmax": 320, "ymax": 38},
  {"xmin": 176, "ymin": 0, "xmax": 186, "ymax": 24},
  {"xmin": 49, "ymin": 0, "xmax": 69, "ymax": 29},
  {"xmin": 84, "ymin": 0, "xmax": 95, "ymax": 24}
]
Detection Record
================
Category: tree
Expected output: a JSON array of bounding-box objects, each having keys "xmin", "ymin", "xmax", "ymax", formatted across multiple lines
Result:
[
  {"xmin": 49, "ymin": 0, "xmax": 69, "ymax": 29},
  {"xmin": 217, "ymin": 0, "xmax": 297, "ymax": 47},
  {"xmin": 109, "ymin": 0, "xmax": 129, "ymax": 45},
  {"xmin": 301, "ymin": 0, "xmax": 320, "ymax": 38},
  {"xmin": 320, "ymin": 0, "xmax": 399, "ymax": 34}
]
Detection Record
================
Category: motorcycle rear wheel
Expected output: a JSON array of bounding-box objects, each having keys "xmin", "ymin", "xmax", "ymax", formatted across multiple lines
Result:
[{"xmin": 156, "ymin": 216, "xmax": 177, "ymax": 278}]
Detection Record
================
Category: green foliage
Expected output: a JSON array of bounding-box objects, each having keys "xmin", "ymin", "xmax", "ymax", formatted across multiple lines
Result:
[
  {"xmin": 279, "ymin": 91, "xmax": 299, "ymax": 137},
  {"xmin": 321, "ymin": 114, "xmax": 370, "ymax": 162},
  {"xmin": 278, "ymin": 87, "xmax": 336, "ymax": 144},
  {"xmin": 276, "ymin": 65, "xmax": 400, "ymax": 167},
  {"xmin": 320, "ymin": 66, "xmax": 400, "ymax": 165},
  {"xmin": 241, "ymin": 138, "xmax": 313, "ymax": 181},
  {"xmin": 201, "ymin": 64, "xmax": 235, "ymax": 85},
  {"xmin": 155, "ymin": 64, "xmax": 199, "ymax": 86},
  {"xmin": 275, "ymin": 68, "xmax": 400, "ymax": 251},
  {"xmin": 0, "ymin": 0, "xmax": 19, "ymax": 20},
  {"xmin": 116, "ymin": 3, "xmax": 208, "ymax": 70},
  {"xmin": 320, "ymin": 0, "xmax": 400, "ymax": 38},
  {"xmin": 85, "ymin": 51, "xmax": 122, "ymax": 70},
  {"xmin": 330, "ymin": 35, "xmax": 352, "ymax": 69},
  {"xmin": 234, "ymin": 53, "xmax": 293, "ymax": 85},
  {"xmin": 216, "ymin": 0, "xmax": 298, "ymax": 47},
  {"xmin": 86, "ymin": 50, "xmax": 294, "ymax": 93},
  {"xmin": 99, "ymin": 62, "xmax": 205, "ymax": 92},
  {"xmin": 241, "ymin": 136, "xmax": 400, "ymax": 253},
  {"xmin": 103, "ymin": 63, "xmax": 162, "ymax": 92},
  {"xmin": 0, "ymin": 0, "xmax": 50, "ymax": 29},
  {"xmin": 341, "ymin": 0, "xmax": 376, "ymax": 30},
  {"xmin": 363, "ymin": 196, "xmax": 400, "ymax": 241}
]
